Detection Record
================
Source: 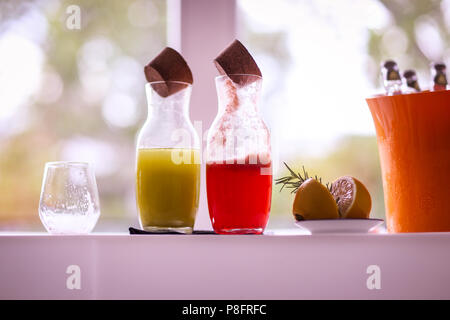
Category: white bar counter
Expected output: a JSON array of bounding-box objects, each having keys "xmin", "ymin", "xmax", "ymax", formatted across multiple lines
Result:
[{"xmin": 0, "ymin": 231, "xmax": 449, "ymax": 299}]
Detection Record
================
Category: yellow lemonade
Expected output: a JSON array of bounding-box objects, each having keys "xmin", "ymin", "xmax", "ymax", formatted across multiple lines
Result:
[{"xmin": 136, "ymin": 148, "xmax": 200, "ymax": 232}]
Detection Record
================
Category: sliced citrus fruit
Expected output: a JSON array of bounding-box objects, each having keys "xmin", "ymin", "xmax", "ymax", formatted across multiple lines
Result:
[
  {"xmin": 292, "ymin": 178, "xmax": 339, "ymax": 220},
  {"xmin": 331, "ymin": 176, "xmax": 372, "ymax": 219}
]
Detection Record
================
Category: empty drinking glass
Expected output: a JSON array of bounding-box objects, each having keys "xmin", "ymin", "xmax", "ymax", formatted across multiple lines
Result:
[{"xmin": 39, "ymin": 162, "xmax": 100, "ymax": 234}]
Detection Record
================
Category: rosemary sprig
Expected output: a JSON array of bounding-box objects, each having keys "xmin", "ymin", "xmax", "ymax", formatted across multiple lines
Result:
[{"xmin": 275, "ymin": 162, "xmax": 332, "ymax": 193}]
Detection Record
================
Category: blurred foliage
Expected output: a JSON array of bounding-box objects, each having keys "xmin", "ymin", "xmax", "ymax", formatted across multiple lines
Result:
[
  {"xmin": 0, "ymin": 130, "xmax": 59, "ymax": 226},
  {"xmin": 0, "ymin": 0, "xmax": 166, "ymax": 230},
  {"xmin": 0, "ymin": 0, "xmax": 448, "ymax": 230},
  {"xmin": 239, "ymin": 0, "xmax": 450, "ymax": 227},
  {"xmin": 368, "ymin": 0, "xmax": 449, "ymax": 86}
]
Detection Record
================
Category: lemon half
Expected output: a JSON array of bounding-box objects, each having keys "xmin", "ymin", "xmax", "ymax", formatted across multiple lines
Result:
[
  {"xmin": 331, "ymin": 176, "xmax": 372, "ymax": 219},
  {"xmin": 292, "ymin": 178, "xmax": 339, "ymax": 220}
]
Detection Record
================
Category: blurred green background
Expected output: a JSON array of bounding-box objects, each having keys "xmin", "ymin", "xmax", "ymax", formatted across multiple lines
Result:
[{"xmin": 0, "ymin": 0, "xmax": 448, "ymax": 230}]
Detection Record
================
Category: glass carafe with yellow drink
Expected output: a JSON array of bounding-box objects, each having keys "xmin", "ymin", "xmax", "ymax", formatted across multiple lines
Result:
[{"xmin": 136, "ymin": 81, "xmax": 200, "ymax": 233}]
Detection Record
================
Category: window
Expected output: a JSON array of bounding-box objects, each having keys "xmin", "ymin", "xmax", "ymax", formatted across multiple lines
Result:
[
  {"xmin": 238, "ymin": 0, "xmax": 450, "ymax": 227},
  {"xmin": 0, "ymin": 0, "xmax": 449, "ymax": 231},
  {"xmin": 0, "ymin": 0, "xmax": 167, "ymax": 231}
]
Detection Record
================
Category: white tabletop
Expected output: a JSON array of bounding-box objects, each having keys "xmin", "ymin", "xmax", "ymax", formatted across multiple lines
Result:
[{"xmin": 1, "ymin": 231, "xmax": 449, "ymax": 299}]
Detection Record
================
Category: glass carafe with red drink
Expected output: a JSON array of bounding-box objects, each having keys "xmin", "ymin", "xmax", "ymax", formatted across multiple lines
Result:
[{"xmin": 206, "ymin": 74, "xmax": 272, "ymax": 234}]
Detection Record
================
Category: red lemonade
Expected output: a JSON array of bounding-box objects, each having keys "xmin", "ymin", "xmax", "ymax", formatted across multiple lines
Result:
[{"xmin": 206, "ymin": 161, "xmax": 272, "ymax": 234}]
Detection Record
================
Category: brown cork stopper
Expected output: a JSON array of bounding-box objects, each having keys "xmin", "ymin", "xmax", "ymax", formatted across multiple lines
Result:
[
  {"xmin": 214, "ymin": 40, "xmax": 262, "ymax": 85},
  {"xmin": 144, "ymin": 47, "xmax": 193, "ymax": 97}
]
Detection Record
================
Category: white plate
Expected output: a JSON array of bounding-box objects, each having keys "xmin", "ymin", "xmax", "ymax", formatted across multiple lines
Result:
[{"xmin": 294, "ymin": 218, "xmax": 384, "ymax": 234}]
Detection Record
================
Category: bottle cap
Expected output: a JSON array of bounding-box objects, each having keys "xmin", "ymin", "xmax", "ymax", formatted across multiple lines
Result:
[
  {"xmin": 382, "ymin": 60, "xmax": 401, "ymax": 81},
  {"xmin": 431, "ymin": 62, "xmax": 448, "ymax": 86}
]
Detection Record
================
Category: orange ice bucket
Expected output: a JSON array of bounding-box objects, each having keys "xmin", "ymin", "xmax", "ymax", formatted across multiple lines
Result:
[{"xmin": 366, "ymin": 90, "xmax": 450, "ymax": 233}]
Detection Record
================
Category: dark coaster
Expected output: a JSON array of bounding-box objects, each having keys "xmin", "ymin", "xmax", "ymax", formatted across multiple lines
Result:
[{"xmin": 129, "ymin": 227, "xmax": 216, "ymax": 235}]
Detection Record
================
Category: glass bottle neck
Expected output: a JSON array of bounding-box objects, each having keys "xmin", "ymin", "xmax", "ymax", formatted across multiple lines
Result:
[
  {"xmin": 139, "ymin": 82, "xmax": 199, "ymax": 150},
  {"xmin": 215, "ymin": 75, "xmax": 262, "ymax": 115},
  {"xmin": 145, "ymin": 83, "xmax": 191, "ymax": 122}
]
